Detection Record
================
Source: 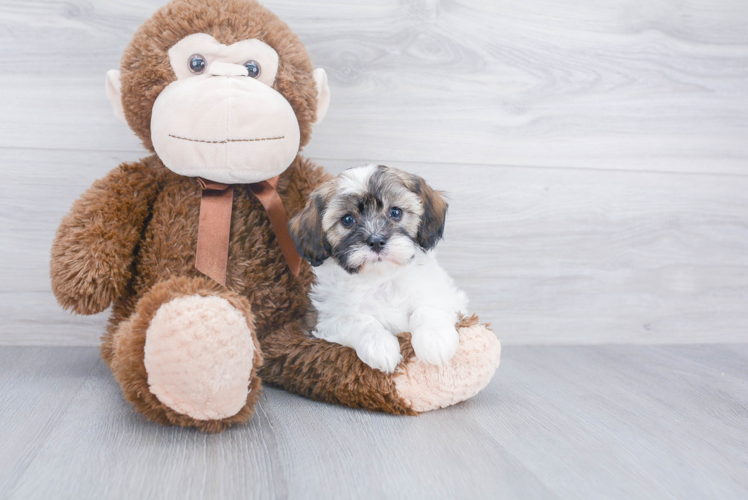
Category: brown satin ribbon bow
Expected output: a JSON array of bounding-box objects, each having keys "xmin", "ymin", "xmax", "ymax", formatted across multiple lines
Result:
[{"xmin": 195, "ymin": 176, "xmax": 302, "ymax": 286}]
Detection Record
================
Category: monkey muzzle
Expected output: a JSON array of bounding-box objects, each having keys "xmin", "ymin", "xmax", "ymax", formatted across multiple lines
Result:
[{"xmin": 150, "ymin": 62, "xmax": 301, "ymax": 184}]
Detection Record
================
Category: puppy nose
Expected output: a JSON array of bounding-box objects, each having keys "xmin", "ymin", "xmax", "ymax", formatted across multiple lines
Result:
[
  {"xmin": 209, "ymin": 61, "xmax": 249, "ymax": 77},
  {"xmin": 366, "ymin": 235, "xmax": 387, "ymax": 252}
]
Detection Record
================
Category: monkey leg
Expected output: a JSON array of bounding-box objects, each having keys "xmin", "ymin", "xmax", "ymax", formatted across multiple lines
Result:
[
  {"xmin": 259, "ymin": 315, "xmax": 500, "ymax": 414},
  {"xmin": 103, "ymin": 277, "xmax": 262, "ymax": 432},
  {"xmin": 392, "ymin": 315, "xmax": 501, "ymax": 412}
]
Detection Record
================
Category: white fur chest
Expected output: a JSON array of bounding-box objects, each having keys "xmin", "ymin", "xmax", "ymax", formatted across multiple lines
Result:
[
  {"xmin": 310, "ymin": 250, "xmax": 467, "ymax": 335},
  {"xmin": 310, "ymin": 259, "xmax": 413, "ymax": 333}
]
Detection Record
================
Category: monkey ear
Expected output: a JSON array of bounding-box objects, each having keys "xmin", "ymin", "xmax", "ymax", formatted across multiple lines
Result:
[
  {"xmin": 410, "ymin": 175, "xmax": 449, "ymax": 251},
  {"xmin": 105, "ymin": 69, "xmax": 127, "ymax": 124},
  {"xmin": 288, "ymin": 190, "xmax": 332, "ymax": 266},
  {"xmin": 312, "ymin": 68, "xmax": 330, "ymax": 124}
]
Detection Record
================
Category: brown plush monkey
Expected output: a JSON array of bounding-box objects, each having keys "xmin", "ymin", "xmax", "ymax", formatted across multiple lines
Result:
[{"xmin": 50, "ymin": 0, "xmax": 501, "ymax": 432}]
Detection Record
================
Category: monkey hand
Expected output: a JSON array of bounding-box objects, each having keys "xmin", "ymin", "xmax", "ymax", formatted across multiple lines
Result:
[{"xmin": 51, "ymin": 161, "xmax": 159, "ymax": 315}]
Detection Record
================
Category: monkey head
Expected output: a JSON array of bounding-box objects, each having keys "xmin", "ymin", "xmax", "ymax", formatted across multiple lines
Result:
[{"xmin": 105, "ymin": 0, "xmax": 330, "ymax": 184}]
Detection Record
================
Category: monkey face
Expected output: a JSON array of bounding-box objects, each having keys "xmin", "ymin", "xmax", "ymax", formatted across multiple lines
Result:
[
  {"xmin": 105, "ymin": 0, "xmax": 331, "ymax": 185},
  {"xmin": 149, "ymin": 34, "xmax": 302, "ymax": 184}
]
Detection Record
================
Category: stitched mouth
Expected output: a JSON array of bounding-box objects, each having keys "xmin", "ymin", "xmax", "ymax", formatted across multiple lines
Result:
[{"xmin": 169, "ymin": 134, "xmax": 284, "ymax": 144}]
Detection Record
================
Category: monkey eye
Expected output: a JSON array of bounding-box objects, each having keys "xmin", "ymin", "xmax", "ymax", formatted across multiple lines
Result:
[
  {"xmin": 243, "ymin": 60, "xmax": 261, "ymax": 78},
  {"xmin": 341, "ymin": 214, "xmax": 356, "ymax": 228},
  {"xmin": 188, "ymin": 54, "xmax": 206, "ymax": 74},
  {"xmin": 389, "ymin": 207, "xmax": 403, "ymax": 221}
]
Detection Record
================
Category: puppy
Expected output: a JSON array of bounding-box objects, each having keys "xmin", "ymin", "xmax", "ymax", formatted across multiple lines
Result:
[{"xmin": 289, "ymin": 164, "xmax": 468, "ymax": 373}]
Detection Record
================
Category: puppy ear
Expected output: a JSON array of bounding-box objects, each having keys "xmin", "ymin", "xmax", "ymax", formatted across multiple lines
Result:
[
  {"xmin": 288, "ymin": 188, "xmax": 332, "ymax": 266},
  {"xmin": 409, "ymin": 174, "xmax": 448, "ymax": 251}
]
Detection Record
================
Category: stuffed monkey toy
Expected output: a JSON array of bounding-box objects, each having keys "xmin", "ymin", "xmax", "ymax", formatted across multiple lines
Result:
[{"xmin": 50, "ymin": 0, "xmax": 501, "ymax": 432}]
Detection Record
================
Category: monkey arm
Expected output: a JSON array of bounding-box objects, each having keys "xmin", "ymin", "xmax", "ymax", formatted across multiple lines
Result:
[
  {"xmin": 259, "ymin": 314, "xmax": 500, "ymax": 415},
  {"xmin": 50, "ymin": 159, "xmax": 160, "ymax": 315},
  {"xmin": 259, "ymin": 320, "xmax": 418, "ymax": 415}
]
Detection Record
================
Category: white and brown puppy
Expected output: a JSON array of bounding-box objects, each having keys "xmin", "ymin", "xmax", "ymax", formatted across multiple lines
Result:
[{"xmin": 289, "ymin": 164, "xmax": 468, "ymax": 373}]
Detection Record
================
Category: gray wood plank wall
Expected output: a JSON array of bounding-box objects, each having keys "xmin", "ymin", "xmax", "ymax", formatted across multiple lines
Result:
[{"xmin": 1, "ymin": 0, "xmax": 747, "ymax": 345}]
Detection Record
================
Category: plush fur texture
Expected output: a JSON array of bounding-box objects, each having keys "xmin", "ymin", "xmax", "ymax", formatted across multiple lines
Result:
[
  {"xmin": 119, "ymin": 0, "xmax": 319, "ymax": 152},
  {"xmin": 260, "ymin": 322, "xmax": 419, "ymax": 415},
  {"xmin": 144, "ymin": 294, "xmax": 257, "ymax": 420},
  {"xmin": 289, "ymin": 165, "xmax": 468, "ymax": 373},
  {"xmin": 102, "ymin": 276, "xmax": 264, "ymax": 432},
  {"xmin": 50, "ymin": 0, "xmax": 501, "ymax": 431}
]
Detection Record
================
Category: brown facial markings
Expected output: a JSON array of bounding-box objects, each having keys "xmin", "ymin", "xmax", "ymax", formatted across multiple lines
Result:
[
  {"xmin": 321, "ymin": 166, "xmax": 426, "ymax": 272},
  {"xmin": 411, "ymin": 181, "xmax": 448, "ymax": 250},
  {"xmin": 290, "ymin": 164, "xmax": 448, "ymax": 273},
  {"xmin": 288, "ymin": 179, "xmax": 335, "ymax": 266}
]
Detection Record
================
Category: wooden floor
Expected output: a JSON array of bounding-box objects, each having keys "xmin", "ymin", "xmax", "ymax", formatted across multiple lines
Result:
[{"xmin": 1, "ymin": 345, "xmax": 746, "ymax": 499}]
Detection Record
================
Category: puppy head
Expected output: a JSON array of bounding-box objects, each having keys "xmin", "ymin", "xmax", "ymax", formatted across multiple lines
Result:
[{"xmin": 289, "ymin": 164, "xmax": 448, "ymax": 274}]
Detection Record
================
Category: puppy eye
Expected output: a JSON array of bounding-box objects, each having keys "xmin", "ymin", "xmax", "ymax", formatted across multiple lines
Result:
[
  {"xmin": 244, "ymin": 60, "xmax": 261, "ymax": 78},
  {"xmin": 188, "ymin": 54, "xmax": 206, "ymax": 74},
  {"xmin": 389, "ymin": 207, "xmax": 403, "ymax": 221},
  {"xmin": 341, "ymin": 214, "xmax": 356, "ymax": 228}
]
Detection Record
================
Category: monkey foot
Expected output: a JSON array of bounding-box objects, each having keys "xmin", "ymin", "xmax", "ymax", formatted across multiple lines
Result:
[
  {"xmin": 144, "ymin": 294, "xmax": 257, "ymax": 420},
  {"xmin": 107, "ymin": 277, "xmax": 262, "ymax": 432},
  {"xmin": 393, "ymin": 320, "xmax": 501, "ymax": 412}
]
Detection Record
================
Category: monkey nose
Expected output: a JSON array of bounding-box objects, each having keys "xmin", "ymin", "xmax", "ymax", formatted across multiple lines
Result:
[
  {"xmin": 209, "ymin": 61, "xmax": 249, "ymax": 77},
  {"xmin": 366, "ymin": 235, "xmax": 388, "ymax": 253}
]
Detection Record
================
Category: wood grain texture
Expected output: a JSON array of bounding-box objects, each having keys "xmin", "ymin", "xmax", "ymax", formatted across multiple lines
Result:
[
  {"xmin": 0, "ymin": 347, "xmax": 100, "ymax": 496},
  {"xmin": 2, "ymin": 0, "xmax": 747, "ymax": 345},
  {"xmin": 0, "ymin": 0, "xmax": 747, "ymax": 173},
  {"xmin": 1, "ymin": 345, "xmax": 746, "ymax": 499},
  {"xmin": 3, "ymin": 149, "xmax": 747, "ymax": 345},
  {"xmin": 0, "ymin": 292, "xmax": 109, "ymax": 345}
]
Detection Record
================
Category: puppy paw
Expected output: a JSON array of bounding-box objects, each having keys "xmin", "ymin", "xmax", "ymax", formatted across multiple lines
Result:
[
  {"xmin": 394, "ymin": 321, "xmax": 501, "ymax": 413},
  {"xmin": 356, "ymin": 333, "xmax": 403, "ymax": 373},
  {"xmin": 411, "ymin": 324, "xmax": 460, "ymax": 366}
]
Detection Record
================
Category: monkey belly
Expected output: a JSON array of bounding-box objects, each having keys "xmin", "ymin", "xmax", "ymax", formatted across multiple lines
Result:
[{"xmin": 111, "ymin": 168, "xmax": 314, "ymax": 341}]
